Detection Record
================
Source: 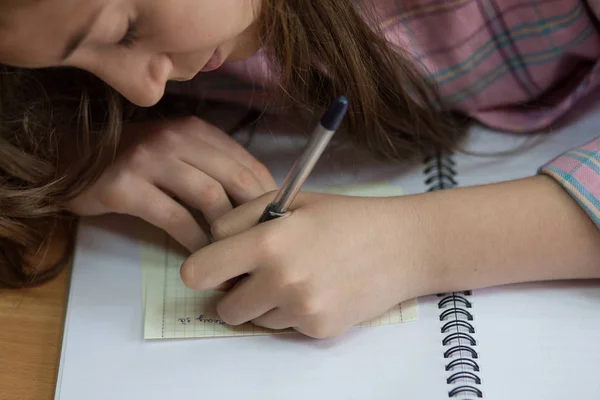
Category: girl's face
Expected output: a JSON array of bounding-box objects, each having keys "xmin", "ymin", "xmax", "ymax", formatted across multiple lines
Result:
[{"xmin": 0, "ymin": 0, "xmax": 262, "ymax": 107}]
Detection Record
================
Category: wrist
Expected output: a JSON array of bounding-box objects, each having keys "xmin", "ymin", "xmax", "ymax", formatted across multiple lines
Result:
[{"xmin": 374, "ymin": 196, "xmax": 440, "ymax": 302}]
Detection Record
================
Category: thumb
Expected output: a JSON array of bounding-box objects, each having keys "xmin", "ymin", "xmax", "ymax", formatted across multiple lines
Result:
[{"xmin": 210, "ymin": 190, "xmax": 284, "ymax": 240}]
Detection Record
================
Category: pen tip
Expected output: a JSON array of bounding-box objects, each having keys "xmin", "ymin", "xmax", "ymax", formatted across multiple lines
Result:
[{"xmin": 321, "ymin": 96, "xmax": 349, "ymax": 131}]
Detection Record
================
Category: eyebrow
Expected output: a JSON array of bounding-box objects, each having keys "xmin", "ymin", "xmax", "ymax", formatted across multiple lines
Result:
[{"xmin": 61, "ymin": 6, "xmax": 105, "ymax": 61}]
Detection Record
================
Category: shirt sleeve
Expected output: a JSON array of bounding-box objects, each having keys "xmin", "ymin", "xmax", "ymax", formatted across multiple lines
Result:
[
  {"xmin": 536, "ymin": 0, "xmax": 600, "ymax": 229},
  {"xmin": 539, "ymin": 136, "xmax": 600, "ymax": 228}
]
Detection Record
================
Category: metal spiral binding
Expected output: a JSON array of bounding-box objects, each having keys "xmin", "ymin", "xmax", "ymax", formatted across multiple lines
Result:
[
  {"xmin": 437, "ymin": 291, "xmax": 483, "ymax": 398},
  {"xmin": 424, "ymin": 152, "xmax": 483, "ymax": 398},
  {"xmin": 424, "ymin": 151, "xmax": 458, "ymax": 191}
]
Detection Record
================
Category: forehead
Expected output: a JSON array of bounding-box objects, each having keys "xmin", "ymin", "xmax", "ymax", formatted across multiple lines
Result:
[{"xmin": 0, "ymin": 0, "xmax": 103, "ymax": 67}]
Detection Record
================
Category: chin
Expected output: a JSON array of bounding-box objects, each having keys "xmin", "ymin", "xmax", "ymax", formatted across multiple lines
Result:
[{"xmin": 129, "ymin": 91, "xmax": 164, "ymax": 108}]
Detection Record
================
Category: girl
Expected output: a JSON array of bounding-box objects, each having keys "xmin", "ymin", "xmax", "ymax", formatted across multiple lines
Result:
[{"xmin": 1, "ymin": 0, "xmax": 600, "ymax": 339}]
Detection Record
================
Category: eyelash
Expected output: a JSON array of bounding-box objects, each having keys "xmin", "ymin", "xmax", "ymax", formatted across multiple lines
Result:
[{"xmin": 118, "ymin": 19, "xmax": 138, "ymax": 47}]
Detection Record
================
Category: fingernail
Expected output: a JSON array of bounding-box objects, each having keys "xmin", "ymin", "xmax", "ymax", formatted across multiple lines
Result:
[{"xmin": 180, "ymin": 261, "xmax": 195, "ymax": 288}]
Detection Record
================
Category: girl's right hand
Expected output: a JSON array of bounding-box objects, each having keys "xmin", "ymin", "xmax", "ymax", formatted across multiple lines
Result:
[{"xmin": 66, "ymin": 116, "xmax": 277, "ymax": 252}]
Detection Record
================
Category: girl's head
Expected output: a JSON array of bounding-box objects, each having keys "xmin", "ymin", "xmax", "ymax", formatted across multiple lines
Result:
[
  {"xmin": 1, "ymin": 0, "xmax": 262, "ymax": 106},
  {"xmin": 0, "ymin": 0, "xmax": 466, "ymax": 288}
]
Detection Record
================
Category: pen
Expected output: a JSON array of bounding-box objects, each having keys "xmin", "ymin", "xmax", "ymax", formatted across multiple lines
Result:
[{"xmin": 258, "ymin": 96, "xmax": 349, "ymax": 223}]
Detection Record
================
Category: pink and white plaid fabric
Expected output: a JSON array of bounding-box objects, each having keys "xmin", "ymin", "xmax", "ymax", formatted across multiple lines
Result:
[{"xmin": 170, "ymin": 0, "xmax": 600, "ymax": 227}]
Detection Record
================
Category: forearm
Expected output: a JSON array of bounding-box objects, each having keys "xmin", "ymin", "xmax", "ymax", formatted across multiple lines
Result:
[{"xmin": 398, "ymin": 175, "xmax": 600, "ymax": 296}]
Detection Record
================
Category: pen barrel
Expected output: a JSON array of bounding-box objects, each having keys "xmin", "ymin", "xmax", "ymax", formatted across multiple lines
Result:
[{"xmin": 271, "ymin": 125, "xmax": 335, "ymax": 213}]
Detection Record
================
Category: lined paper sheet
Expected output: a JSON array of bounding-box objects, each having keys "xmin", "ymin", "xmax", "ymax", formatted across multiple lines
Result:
[{"xmin": 141, "ymin": 181, "xmax": 417, "ymax": 339}]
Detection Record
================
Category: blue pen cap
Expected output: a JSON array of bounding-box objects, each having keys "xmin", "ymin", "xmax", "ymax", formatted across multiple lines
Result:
[{"xmin": 320, "ymin": 96, "xmax": 349, "ymax": 131}]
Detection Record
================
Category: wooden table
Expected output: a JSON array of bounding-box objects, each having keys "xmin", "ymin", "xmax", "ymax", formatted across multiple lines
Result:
[{"xmin": 0, "ymin": 232, "xmax": 73, "ymax": 400}]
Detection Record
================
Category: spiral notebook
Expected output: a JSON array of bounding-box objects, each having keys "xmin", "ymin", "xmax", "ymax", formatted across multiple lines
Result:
[{"xmin": 55, "ymin": 100, "xmax": 600, "ymax": 400}]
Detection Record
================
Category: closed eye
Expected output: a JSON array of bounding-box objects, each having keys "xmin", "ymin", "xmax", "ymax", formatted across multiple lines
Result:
[{"xmin": 118, "ymin": 18, "xmax": 138, "ymax": 47}]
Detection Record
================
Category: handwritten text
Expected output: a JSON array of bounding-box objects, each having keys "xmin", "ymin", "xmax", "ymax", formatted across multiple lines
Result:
[{"xmin": 177, "ymin": 315, "xmax": 227, "ymax": 326}]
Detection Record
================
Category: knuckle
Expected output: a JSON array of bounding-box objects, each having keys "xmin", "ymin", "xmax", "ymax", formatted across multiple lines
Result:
[
  {"xmin": 98, "ymin": 174, "xmax": 133, "ymax": 213},
  {"xmin": 295, "ymin": 295, "xmax": 323, "ymax": 317},
  {"xmin": 199, "ymin": 183, "xmax": 225, "ymax": 208},
  {"xmin": 251, "ymin": 161, "xmax": 272, "ymax": 183},
  {"xmin": 154, "ymin": 127, "xmax": 182, "ymax": 150},
  {"xmin": 232, "ymin": 167, "xmax": 258, "ymax": 192},
  {"xmin": 178, "ymin": 116, "xmax": 211, "ymax": 137},
  {"xmin": 127, "ymin": 143, "xmax": 153, "ymax": 168},
  {"xmin": 270, "ymin": 264, "xmax": 302, "ymax": 288},
  {"xmin": 99, "ymin": 190, "xmax": 126, "ymax": 213}
]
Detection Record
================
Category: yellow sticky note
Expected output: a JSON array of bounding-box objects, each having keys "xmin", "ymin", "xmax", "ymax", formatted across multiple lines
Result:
[{"xmin": 140, "ymin": 181, "xmax": 415, "ymax": 339}]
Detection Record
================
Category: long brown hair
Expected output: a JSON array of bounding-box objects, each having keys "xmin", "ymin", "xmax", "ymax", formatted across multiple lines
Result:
[
  {"xmin": 259, "ymin": 0, "xmax": 467, "ymax": 160},
  {"xmin": 0, "ymin": 0, "xmax": 467, "ymax": 288},
  {"xmin": 0, "ymin": 65, "xmax": 124, "ymax": 287}
]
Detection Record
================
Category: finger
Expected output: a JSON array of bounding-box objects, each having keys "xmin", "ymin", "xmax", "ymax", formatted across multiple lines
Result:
[
  {"xmin": 211, "ymin": 191, "xmax": 283, "ymax": 241},
  {"xmin": 181, "ymin": 142, "xmax": 270, "ymax": 204},
  {"xmin": 180, "ymin": 226, "xmax": 267, "ymax": 290},
  {"xmin": 124, "ymin": 181, "xmax": 209, "ymax": 252},
  {"xmin": 155, "ymin": 160, "xmax": 233, "ymax": 225},
  {"xmin": 214, "ymin": 276, "xmax": 245, "ymax": 292},
  {"xmin": 252, "ymin": 308, "xmax": 296, "ymax": 331},
  {"xmin": 216, "ymin": 274, "xmax": 278, "ymax": 326},
  {"xmin": 185, "ymin": 119, "xmax": 277, "ymax": 191}
]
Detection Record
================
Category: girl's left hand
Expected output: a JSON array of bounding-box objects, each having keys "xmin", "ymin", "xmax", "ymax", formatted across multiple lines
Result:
[{"xmin": 180, "ymin": 192, "xmax": 429, "ymax": 338}]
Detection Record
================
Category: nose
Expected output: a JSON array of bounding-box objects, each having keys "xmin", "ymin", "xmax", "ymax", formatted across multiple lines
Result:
[{"xmin": 87, "ymin": 54, "xmax": 173, "ymax": 107}]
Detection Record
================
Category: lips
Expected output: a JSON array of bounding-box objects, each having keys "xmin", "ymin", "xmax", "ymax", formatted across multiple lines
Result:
[{"xmin": 201, "ymin": 48, "xmax": 224, "ymax": 72}]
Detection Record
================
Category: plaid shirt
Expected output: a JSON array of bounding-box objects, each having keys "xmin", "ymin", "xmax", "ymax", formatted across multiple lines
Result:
[{"xmin": 171, "ymin": 0, "xmax": 600, "ymax": 229}]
